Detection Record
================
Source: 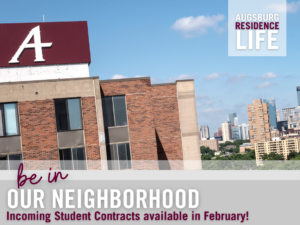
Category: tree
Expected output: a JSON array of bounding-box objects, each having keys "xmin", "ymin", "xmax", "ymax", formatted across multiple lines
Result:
[
  {"xmin": 202, "ymin": 154, "xmax": 212, "ymax": 160},
  {"xmin": 262, "ymin": 152, "xmax": 284, "ymax": 160},
  {"xmin": 200, "ymin": 146, "xmax": 215, "ymax": 157},
  {"xmin": 287, "ymin": 152, "xmax": 298, "ymax": 160}
]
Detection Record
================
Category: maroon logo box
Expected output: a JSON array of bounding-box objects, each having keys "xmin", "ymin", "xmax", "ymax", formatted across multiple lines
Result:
[{"xmin": 0, "ymin": 21, "xmax": 91, "ymax": 67}]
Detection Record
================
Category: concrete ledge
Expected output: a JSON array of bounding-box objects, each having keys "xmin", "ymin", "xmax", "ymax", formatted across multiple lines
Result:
[
  {"xmin": 151, "ymin": 83, "xmax": 176, "ymax": 86},
  {"xmin": 182, "ymin": 132, "xmax": 199, "ymax": 137},
  {"xmin": 178, "ymin": 94, "xmax": 195, "ymax": 99},
  {"xmin": 100, "ymin": 77, "xmax": 150, "ymax": 83}
]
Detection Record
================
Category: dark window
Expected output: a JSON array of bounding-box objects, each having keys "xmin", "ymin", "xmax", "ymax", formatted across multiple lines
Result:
[
  {"xmin": 102, "ymin": 97, "xmax": 114, "ymax": 127},
  {"xmin": 107, "ymin": 143, "xmax": 131, "ymax": 170},
  {"xmin": 59, "ymin": 148, "xmax": 86, "ymax": 170},
  {"xmin": 0, "ymin": 154, "xmax": 22, "ymax": 170},
  {"xmin": 54, "ymin": 98, "xmax": 82, "ymax": 132},
  {"xmin": 102, "ymin": 96, "xmax": 128, "ymax": 128},
  {"xmin": 0, "ymin": 103, "xmax": 20, "ymax": 137}
]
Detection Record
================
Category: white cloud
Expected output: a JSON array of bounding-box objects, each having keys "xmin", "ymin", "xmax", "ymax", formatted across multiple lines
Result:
[
  {"xmin": 256, "ymin": 82, "xmax": 276, "ymax": 88},
  {"xmin": 166, "ymin": 74, "xmax": 197, "ymax": 82},
  {"xmin": 204, "ymin": 73, "xmax": 220, "ymax": 80},
  {"xmin": 260, "ymin": 72, "xmax": 278, "ymax": 79},
  {"xmin": 202, "ymin": 108, "xmax": 224, "ymax": 113},
  {"xmin": 267, "ymin": 1, "xmax": 300, "ymax": 13},
  {"xmin": 227, "ymin": 74, "xmax": 248, "ymax": 83},
  {"xmin": 171, "ymin": 14, "xmax": 225, "ymax": 37},
  {"xmin": 111, "ymin": 74, "xmax": 127, "ymax": 79}
]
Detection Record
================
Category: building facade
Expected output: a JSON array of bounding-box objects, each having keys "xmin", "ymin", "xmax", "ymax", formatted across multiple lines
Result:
[
  {"xmin": 276, "ymin": 109, "xmax": 281, "ymax": 122},
  {"xmin": 0, "ymin": 21, "xmax": 201, "ymax": 170},
  {"xmin": 221, "ymin": 122, "xmax": 231, "ymax": 142},
  {"xmin": 282, "ymin": 107, "xmax": 296, "ymax": 121},
  {"xmin": 218, "ymin": 127, "xmax": 222, "ymax": 137},
  {"xmin": 297, "ymin": 86, "xmax": 300, "ymax": 106},
  {"xmin": 228, "ymin": 113, "xmax": 237, "ymax": 125},
  {"xmin": 200, "ymin": 125, "xmax": 210, "ymax": 140},
  {"xmin": 232, "ymin": 126, "xmax": 240, "ymax": 140},
  {"xmin": 240, "ymin": 123, "xmax": 249, "ymax": 140},
  {"xmin": 199, "ymin": 139, "xmax": 219, "ymax": 151},
  {"xmin": 262, "ymin": 99, "xmax": 277, "ymax": 130},
  {"xmin": 247, "ymin": 99, "xmax": 271, "ymax": 145},
  {"xmin": 255, "ymin": 138, "xmax": 300, "ymax": 164}
]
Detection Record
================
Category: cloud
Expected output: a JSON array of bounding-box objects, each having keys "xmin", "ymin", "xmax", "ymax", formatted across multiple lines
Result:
[
  {"xmin": 166, "ymin": 74, "xmax": 197, "ymax": 82},
  {"xmin": 267, "ymin": 1, "xmax": 300, "ymax": 13},
  {"xmin": 111, "ymin": 74, "xmax": 127, "ymax": 79},
  {"xmin": 202, "ymin": 108, "xmax": 224, "ymax": 113},
  {"xmin": 204, "ymin": 73, "xmax": 220, "ymax": 80},
  {"xmin": 256, "ymin": 82, "xmax": 276, "ymax": 88},
  {"xmin": 171, "ymin": 14, "xmax": 225, "ymax": 37},
  {"xmin": 227, "ymin": 74, "xmax": 248, "ymax": 83},
  {"xmin": 260, "ymin": 72, "xmax": 278, "ymax": 79}
]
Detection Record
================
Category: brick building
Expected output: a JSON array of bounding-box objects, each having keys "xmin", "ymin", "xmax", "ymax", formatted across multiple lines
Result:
[
  {"xmin": 247, "ymin": 99, "xmax": 271, "ymax": 145},
  {"xmin": 199, "ymin": 139, "xmax": 219, "ymax": 151},
  {"xmin": 0, "ymin": 21, "xmax": 201, "ymax": 170}
]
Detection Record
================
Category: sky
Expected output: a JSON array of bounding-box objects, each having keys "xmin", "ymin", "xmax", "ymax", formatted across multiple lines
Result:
[{"xmin": 1, "ymin": 0, "xmax": 300, "ymax": 135}]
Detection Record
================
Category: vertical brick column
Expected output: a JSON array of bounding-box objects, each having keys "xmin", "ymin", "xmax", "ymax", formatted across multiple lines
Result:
[
  {"xmin": 19, "ymin": 100, "xmax": 59, "ymax": 169},
  {"xmin": 100, "ymin": 79, "xmax": 159, "ymax": 170},
  {"xmin": 81, "ymin": 96, "xmax": 101, "ymax": 170},
  {"xmin": 152, "ymin": 85, "xmax": 184, "ymax": 170}
]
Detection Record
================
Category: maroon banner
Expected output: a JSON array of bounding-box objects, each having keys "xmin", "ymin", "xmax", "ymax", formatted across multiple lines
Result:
[{"xmin": 0, "ymin": 21, "xmax": 91, "ymax": 67}]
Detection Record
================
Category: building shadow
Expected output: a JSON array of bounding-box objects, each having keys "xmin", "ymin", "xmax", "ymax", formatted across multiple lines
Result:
[{"xmin": 156, "ymin": 130, "xmax": 171, "ymax": 170}]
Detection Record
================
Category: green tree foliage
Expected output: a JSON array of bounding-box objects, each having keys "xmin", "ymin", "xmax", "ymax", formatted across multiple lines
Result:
[
  {"xmin": 261, "ymin": 152, "xmax": 284, "ymax": 160},
  {"xmin": 287, "ymin": 152, "xmax": 300, "ymax": 160},
  {"xmin": 202, "ymin": 154, "xmax": 212, "ymax": 160},
  {"xmin": 200, "ymin": 146, "xmax": 215, "ymax": 158}
]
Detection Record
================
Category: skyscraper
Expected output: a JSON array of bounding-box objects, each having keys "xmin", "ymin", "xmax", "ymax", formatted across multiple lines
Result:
[
  {"xmin": 282, "ymin": 107, "xmax": 296, "ymax": 121},
  {"xmin": 276, "ymin": 109, "xmax": 280, "ymax": 122},
  {"xmin": 200, "ymin": 125, "xmax": 210, "ymax": 140},
  {"xmin": 228, "ymin": 113, "xmax": 237, "ymax": 125},
  {"xmin": 232, "ymin": 126, "xmax": 240, "ymax": 140},
  {"xmin": 240, "ymin": 123, "xmax": 249, "ymax": 140},
  {"xmin": 297, "ymin": 86, "xmax": 300, "ymax": 106},
  {"xmin": 247, "ymin": 99, "xmax": 271, "ymax": 145},
  {"xmin": 221, "ymin": 122, "xmax": 231, "ymax": 142},
  {"xmin": 262, "ymin": 99, "xmax": 277, "ymax": 130},
  {"xmin": 218, "ymin": 127, "xmax": 222, "ymax": 136},
  {"xmin": 234, "ymin": 117, "xmax": 238, "ymax": 126}
]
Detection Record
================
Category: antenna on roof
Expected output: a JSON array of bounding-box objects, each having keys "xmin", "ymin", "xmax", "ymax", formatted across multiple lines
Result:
[{"xmin": 43, "ymin": 15, "xmax": 45, "ymax": 22}]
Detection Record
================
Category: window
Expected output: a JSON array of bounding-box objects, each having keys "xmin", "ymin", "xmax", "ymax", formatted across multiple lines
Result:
[
  {"xmin": 59, "ymin": 148, "xmax": 86, "ymax": 170},
  {"xmin": 54, "ymin": 98, "xmax": 83, "ymax": 131},
  {"xmin": 0, "ymin": 154, "xmax": 22, "ymax": 170},
  {"xmin": 102, "ymin": 96, "xmax": 128, "ymax": 128},
  {"xmin": 0, "ymin": 103, "xmax": 20, "ymax": 137},
  {"xmin": 107, "ymin": 143, "xmax": 131, "ymax": 170}
]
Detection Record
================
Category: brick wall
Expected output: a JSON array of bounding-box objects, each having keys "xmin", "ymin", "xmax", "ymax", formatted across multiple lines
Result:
[
  {"xmin": 19, "ymin": 100, "xmax": 59, "ymax": 169},
  {"xmin": 81, "ymin": 96, "xmax": 101, "ymax": 170},
  {"xmin": 100, "ymin": 79, "xmax": 184, "ymax": 170},
  {"xmin": 100, "ymin": 79, "xmax": 159, "ymax": 169},
  {"xmin": 152, "ymin": 85, "xmax": 183, "ymax": 170}
]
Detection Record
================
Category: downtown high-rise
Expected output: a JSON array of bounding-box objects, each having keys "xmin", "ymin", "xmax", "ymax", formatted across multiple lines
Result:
[
  {"xmin": 262, "ymin": 99, "xmax": 277, "ymax": 130},
  {"xmin": 247, "ymin": 99, "xmax": 271, "ymax": 145}
]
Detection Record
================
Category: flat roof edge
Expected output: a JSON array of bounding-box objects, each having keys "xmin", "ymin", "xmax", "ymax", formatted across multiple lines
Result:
[
  {"xmin": 176, "ymin": 79, "xmax": 194, "ymax": 82},
  {"xmin": 151, "ymin": 83, "xmax": 176, "ymax": 86},
  {"xmin": 100, "ymin": 77, "xmax": 150, "ymax": 83}
]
